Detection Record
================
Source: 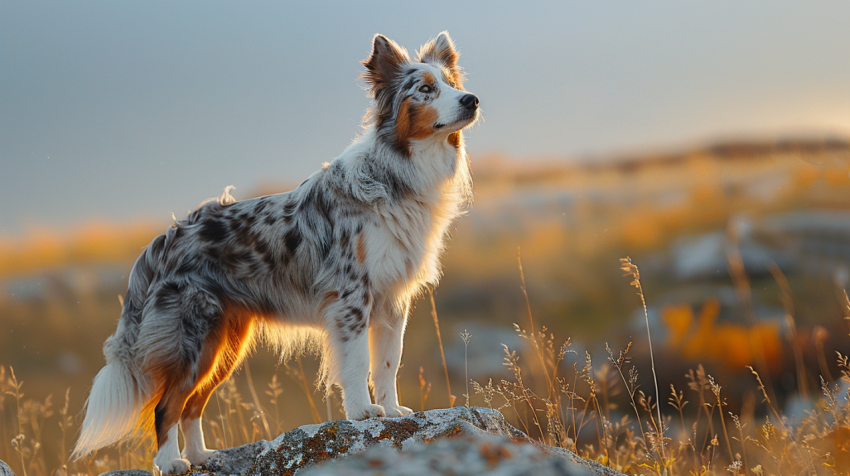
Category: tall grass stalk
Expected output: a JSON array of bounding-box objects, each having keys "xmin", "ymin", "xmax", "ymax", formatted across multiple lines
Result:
[
  {"xmin": 620, "ymin": 258, "xmax": 665, "ymax": 466},
  {"xmin": 58, "ymin": 388, "xmax": 72, "ymax": 469},
  {"xmin": 461, "ymin": 329, "xmax": 471, "ymax": 407},
  {"xmin": 418, "ymin": 367, "xmax": 431, "ymax": 411},
  {"xmin": 294, "ymin": 355, "xmax": 322, "ymax": 424},
  {"xmin": 243, "ymin": 361, "xmax": 272, "ymax": 439},
  {"xmin": 9, "ymin": 367, "xmax": 28, "ymax": 476},
  {"xmin": 517, "ymin": 248, "xmax": 554, "ymax": 399},
  {"xmin": 769, "ymin": 263, "xmax": 809, "ymax": 398},
  {"xmin": 607, "ymin": 342, "xmax": 651, "ymax": 460},
  {"xmin": 708, "ymin": 377, "xmax": 733, "ymax": 462},
  {"xmin": 214, "ymin": 389, "xmax": 230, "ymax": 449},
  {"xmin": 726, "ymin": 225, "xmax": 778, "ymax": 405},
  {"xmin": 746, "ymin": 366, "xmax": 812, "ymax": 472},
  {"xmin": 265, "ymin": 374, "xmax": 283, "ymax": 433},
  {"xmin": 428, "ymin": 288, "xmax": 455, "ymax": 407},
  {"xmin": 0, "ymin": 366, "xmax": 8, "ymax": 467}
]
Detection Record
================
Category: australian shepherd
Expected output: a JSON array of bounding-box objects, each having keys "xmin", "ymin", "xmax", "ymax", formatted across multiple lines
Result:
[{"xmin": 72, "ymin": 32, "xmax": 479, "ymax": 474}]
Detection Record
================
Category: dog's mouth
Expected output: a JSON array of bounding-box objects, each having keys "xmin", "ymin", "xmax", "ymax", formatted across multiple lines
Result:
[{"xmin": 433, "ymin": 111, "xmax": 478, "ymax": 132}]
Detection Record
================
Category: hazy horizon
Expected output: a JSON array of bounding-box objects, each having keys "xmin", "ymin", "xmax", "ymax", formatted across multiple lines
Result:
[{"xmin": 3, "ymin": 1, "xmax": 850, "ymax": 234}]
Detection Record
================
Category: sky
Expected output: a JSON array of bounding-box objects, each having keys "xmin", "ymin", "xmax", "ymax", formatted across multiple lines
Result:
[{"xmin": 2, "ymin": 0, "xmax": 850, "ymax": 234}]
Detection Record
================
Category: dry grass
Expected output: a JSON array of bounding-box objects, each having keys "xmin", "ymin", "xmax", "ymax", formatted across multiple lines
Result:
[
  {"xmin": 2, "ymin": 258, "xmax": 850, "ymax": 476},
  {"xmin": 0, "ymin": 357, "xmax": 346, "ymax": 476},
  {"xmin": 463, "ymin": 259, "xmax": 850, "ymax": 476}
]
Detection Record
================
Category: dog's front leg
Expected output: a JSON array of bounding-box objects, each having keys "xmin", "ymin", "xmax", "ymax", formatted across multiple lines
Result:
[
  {"xmin": 369, "ymin": 299, "xmax": 413, "ymax": 417},
  {"xmin": 324, "ymin": 285, "xmax": 384, "ymax": 420}
]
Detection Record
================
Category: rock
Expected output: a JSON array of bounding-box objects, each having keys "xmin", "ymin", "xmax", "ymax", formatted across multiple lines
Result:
[
  {"xmin": 245, "ymin": 406, "xmax": 520, "ymax": 475},
  {"xmin": 98, "ymin": 470, "xmax": 151, "ymax": 476},
  {"xmin": 235, "ymin": 406, "xmax": 623, "ymax": 476},
  {"xmin": 537, "ymin": 445, "xmax": 625, "ymax": 476},
  {"xmin": 105, "ymin": 407, "xmax": 622, "ymax": 476},
  {"xmin": 203, "ymin": 440, "xmax": 272, "ymax": 475},
  {"xmin": 672, "ymin": 230, "xmax": 792, "ymax": 280},
  {"xmin": 1, "ymin": 459, "xmax": 15, "ymax": 476},
  {"xmin": 299, "ymin": 432, "xmax": 616, "ymax": 476}
]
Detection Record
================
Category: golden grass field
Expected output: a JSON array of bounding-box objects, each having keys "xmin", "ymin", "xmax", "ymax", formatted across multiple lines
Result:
[{"xmin": 2, "ymin": 139, "xmax": 850, "ymax": 475}]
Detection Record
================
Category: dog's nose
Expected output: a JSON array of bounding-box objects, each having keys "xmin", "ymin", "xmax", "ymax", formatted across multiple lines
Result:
[{"xmin": 460, "ymin": 94, "xmax": 479, "ymax": 109}]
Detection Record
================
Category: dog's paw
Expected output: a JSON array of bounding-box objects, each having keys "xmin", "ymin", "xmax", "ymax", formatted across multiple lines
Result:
[
  {"xmin": 382, "ymin": 404, "xmax": 414, "ymax": 417},
  {"xmin": 155, "ymin": 458, "xmax": 191, "ymax": 475},
  {"xmin": 181, "ymin": 448, "xmax": 215, "ymax": 466},
  {"xmin": 345, "ymin": 403, "xmax": 386, "ymax": 420}
]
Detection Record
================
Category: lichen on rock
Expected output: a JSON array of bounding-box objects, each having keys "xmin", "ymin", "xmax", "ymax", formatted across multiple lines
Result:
[
  {"xmin": 202, "ymin": 440, "xmax": 271, "ymax": 475},
  {"xmin": 245, "ymin": 407, "xmax": 529, "ymax": 475},
  {"xmin": 299, "ymin": 433, "xmax": 600, "ymax": 476}
]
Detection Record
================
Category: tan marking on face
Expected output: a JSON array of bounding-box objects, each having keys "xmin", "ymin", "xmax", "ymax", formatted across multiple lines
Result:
[
  {"xmin": 408, "ymin": 103, "xmax": 439, "ymax": 140},
  {"xmin": 448, "ymin": 131, "xmax": 461, "ymax": 149},
  {"xmin": 396, "ymin": 98, "xmax": 439, "ymax": 149},
  {"xmin": 356, "ymin": 234, "xmax": 367, "ymax": 264},
  {"xmin": 396, "ymin": 98, "xmax": 411, "ymax": 144}
]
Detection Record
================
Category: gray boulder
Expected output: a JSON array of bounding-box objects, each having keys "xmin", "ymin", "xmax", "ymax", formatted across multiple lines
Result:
[
  {"xmin": 300, "ymin": 432, "xmax": 615, "ymax": 476},
  {"xmin": 98, "ymin": 470, "xmax": 152, "ymax": 476},
  {"xmin": 196, "ymin": 406, "xmax": 622, "ymax": 476},
  {"xmin": 203, "ymin": 439, "xmax": 272, "ymax": 475}
]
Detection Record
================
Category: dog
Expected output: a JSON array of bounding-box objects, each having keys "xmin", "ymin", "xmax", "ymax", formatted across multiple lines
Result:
[{"xmin": 72, "ymin": 31, "xmax": 479, "ymax": 474}]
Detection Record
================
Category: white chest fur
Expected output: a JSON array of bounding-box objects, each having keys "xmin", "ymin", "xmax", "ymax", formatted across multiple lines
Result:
[{"xmin": 366, "ymin": 147, "xmax": 463, "ymax": 297}]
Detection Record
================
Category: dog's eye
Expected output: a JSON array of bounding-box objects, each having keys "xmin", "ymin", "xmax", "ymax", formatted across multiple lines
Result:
[{"xmin": 418, "ymin": 85, "xmax": 433, "ymax": 94}]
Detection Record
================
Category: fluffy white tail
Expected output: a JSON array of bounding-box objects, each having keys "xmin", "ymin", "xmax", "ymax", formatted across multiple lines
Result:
[{"xmin": 72, "ymin": 361, "xmax": 149, "ymax": 459}]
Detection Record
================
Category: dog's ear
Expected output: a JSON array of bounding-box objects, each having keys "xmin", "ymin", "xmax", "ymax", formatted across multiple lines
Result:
[
  {"xmin": 418, "ymin": 31, "xmax": 464, "ymax": 87},
  {"xmin": 418, "ymin": 31, "xmax": 459, "ymax": 71},
  {"xmin": 361, "ymin": 34, "xmax": 409, "ymax": 95}
]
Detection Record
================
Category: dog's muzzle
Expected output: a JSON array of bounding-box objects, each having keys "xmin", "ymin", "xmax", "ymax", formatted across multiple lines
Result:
[{"xmin": 460, "ymin": 94, "xmax": 480, "ymax": 110}]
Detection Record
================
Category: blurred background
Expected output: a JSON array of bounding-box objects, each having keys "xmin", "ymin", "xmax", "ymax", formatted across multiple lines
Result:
[{"xmin": 2, "ymin": 1, "xmax": 850, "ymax": 474}]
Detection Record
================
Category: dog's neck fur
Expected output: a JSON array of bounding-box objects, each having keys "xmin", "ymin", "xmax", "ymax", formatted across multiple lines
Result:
[
  {"xmin": 319, "ymin": 124, "xmax": 471, "ymax": 296},
  {"xmin": 329, "ymin": 126, "xmax": 471, "ymax": 212}
]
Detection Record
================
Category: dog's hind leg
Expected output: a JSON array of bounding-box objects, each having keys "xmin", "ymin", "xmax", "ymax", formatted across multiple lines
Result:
[
  {"xmin": 151, "ymin": 369, "xmax": 195, "ymax": 474},
  {"xmin": 181, "ymin": 308, "xmax": 255, "ymax": 466},
  {"xmin": 138, "ymin": 281, "xmax": 223, "ymax": 474}
]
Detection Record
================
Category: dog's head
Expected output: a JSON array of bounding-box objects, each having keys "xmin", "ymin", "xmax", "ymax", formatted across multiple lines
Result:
[{"xmin": 361, "ymin": 32, "xmax": 479, "ymax": 155}]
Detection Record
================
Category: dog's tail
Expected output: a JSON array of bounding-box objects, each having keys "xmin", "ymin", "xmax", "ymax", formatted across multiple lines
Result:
[
  {"xmin": 71, "ymin": 357, "xmax": 150, "ymax": 459},
  {"xmin": 72, "ymin": 232, "xmax": 173, "ymax": 460}
]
